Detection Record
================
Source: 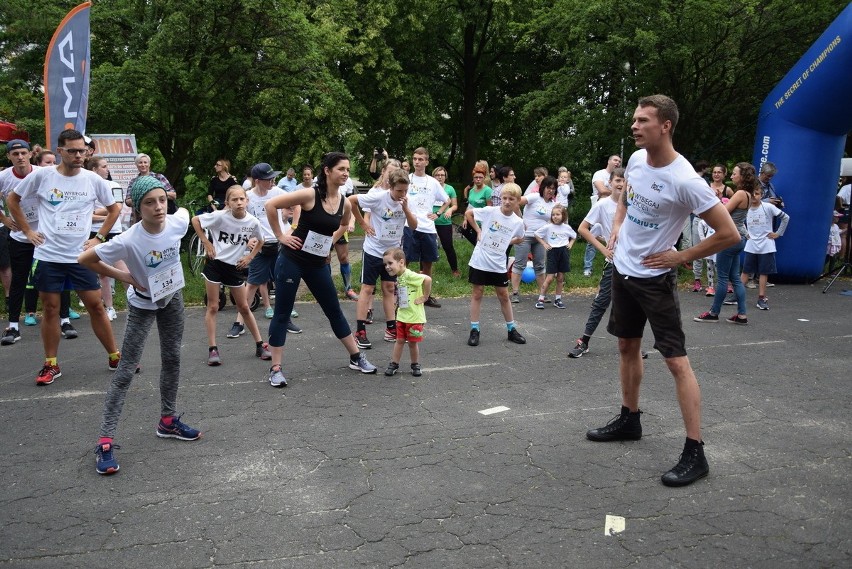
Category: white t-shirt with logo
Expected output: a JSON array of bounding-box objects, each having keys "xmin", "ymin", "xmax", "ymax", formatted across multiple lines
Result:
[
  {"xmin": 615, "ymin": 149, "xmax": 718, "ymax": 278},
  {"xmin": 247, "ymin": 187, "xmax": 287, "ymax": 242},
  {"xmin": 196, "ymin": 209, "xmax": 263, "ymax": 266},
  {"xmin": 534, "ymin": 222, "xmax": 577, "ymax": 248},
  {"xmin": 407, "ymin": 173, "xmax": 449, "ymax": 234},
  {"xmin": 521, "ymin": 193, "xmax": 556, "ymax": 236},
  {"xmin": 469, "ymin": 206, "xmax": 524, "ymax": 273},
  {"xmin": 357, "ymin": 190, "xmax": 408, "ymax": 258},
  {"xmin": 95, "ymin": 210, "xmax": 189, "ymax": 310},
  {"xmin": 583, "ymin": 195, "xmax": 618, "ymax": 243},
  {"xmin": 13, "ymin": 167, "xmax": 116, "ymax": 262},
  {"xmin": 0, "ymin": 164, "xmax": 41, "ymax": 242},
  {"xmin": 744, "ymin": 202, "xmax": 787, "ymax": 254}
]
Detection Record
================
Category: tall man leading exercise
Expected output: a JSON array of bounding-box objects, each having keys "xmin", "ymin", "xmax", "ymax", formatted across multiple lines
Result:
[{"xmin": 585, "ymin": 95, "xmax": 739, "ymax": 487}]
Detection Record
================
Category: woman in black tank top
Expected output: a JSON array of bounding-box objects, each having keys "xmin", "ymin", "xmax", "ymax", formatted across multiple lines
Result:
[{"xmin": 262, "ymin": 152, "xmax": 377, "ymax": 386}]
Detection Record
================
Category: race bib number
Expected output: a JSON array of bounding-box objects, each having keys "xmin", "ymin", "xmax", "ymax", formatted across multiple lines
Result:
[
  {"xmin": 481, "ymin": 231, "xmax": 510, "ymax": 253},
  {"xmin": 410, "ymin": 193, "xmax": 431, "ymax": 212},
  {"xmin": 380, "ymin": 221, "xmax": 404, "ymax": 241},
  {"xmin": 55, "ymin": 212, "xmax": 86, "ymax": 235},
  {"xmin": 301, "ymin": 230, "xmax": 333, "ymax": 257},
  {"xmin": 22, "ymin": 202, "xmax": 38, "ymax": 223},
  {"xmin": 149, "ymin": 265, "xmax": 185, "ymax": 302},
  {"xmin": 398, "ymin": 285, "xmax": 410, "ymax": 308}
]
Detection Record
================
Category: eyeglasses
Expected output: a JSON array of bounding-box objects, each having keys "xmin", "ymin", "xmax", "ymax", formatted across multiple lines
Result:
[{"xmin": 60, "ymin": 148, "xmax": 87, "ymax": 155}]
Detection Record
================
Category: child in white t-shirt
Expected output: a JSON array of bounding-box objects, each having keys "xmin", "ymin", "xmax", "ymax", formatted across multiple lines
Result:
[
  {"xmin": 463, "ymin": 183, "xmax": 526, "ymax": 347},
  {"xmin": 742, "ymin": 187, "xmax": 790, "ymax": 310},
  {"xmin": 533, "ymin": 204, "xmax": 576, "ymax": 309},
  {"xmin": 696, "ymin": 218, "xmax": 718, "ymax": 297},
  {"xmin": 192, "ymin": 186, "xmax": 265, "ymax": 365},
  {"xmin": 79, "ymin": 176, "xmax": 200, "ymax": 476}
]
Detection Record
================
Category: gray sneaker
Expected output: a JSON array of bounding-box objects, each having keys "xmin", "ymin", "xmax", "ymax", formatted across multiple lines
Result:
[
  {"xmin": 268, "ymin": 365, "xmax": 287, "ymax": 387},
  {"xmin": 757, "ymin": 297, "xmax": 769, "ymax": 310},
  {"xmin": 723, "ymin": 292, "xmax": 737, "ymax": 305},
  {"xmin": 60, "ymin": 322, "xmax": 78, "ymax": 339},
  {"xmin": 1, "ymin": 327, "xmax": 21, "ymax": 345},
  {"xmin": 568, "ymin": 339, "xmax": 589, "ymax": 358},
  {"xmin": 349, "ymin": 353, "xmax": 377, "ymax": 374},
  {"xmin": 226, "ymin": 322, "xmax": 245, "ymax": 338},
  {"xmin": 510, "ymin": 292, "xmax": 520, "ymax": 304}
]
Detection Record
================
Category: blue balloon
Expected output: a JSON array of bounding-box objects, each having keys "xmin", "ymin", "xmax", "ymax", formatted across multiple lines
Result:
[{"xmin": 521, "ymin": 266, "xmax": 536, "ymax": 283}]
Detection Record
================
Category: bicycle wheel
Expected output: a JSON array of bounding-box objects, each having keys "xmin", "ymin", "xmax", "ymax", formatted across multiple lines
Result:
[{"xmin": 188, "ymin": 233, "xmax": 205, "ymax": 275}]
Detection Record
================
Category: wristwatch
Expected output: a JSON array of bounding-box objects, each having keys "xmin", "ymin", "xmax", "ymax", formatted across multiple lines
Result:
[{"xmin": 95, "ymin": 233, "xmax": 106, "ymax": 242}]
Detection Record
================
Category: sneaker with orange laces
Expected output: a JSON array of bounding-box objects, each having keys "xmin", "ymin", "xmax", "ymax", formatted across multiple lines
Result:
[
  {"xmin": 36, "ymin": 363, "xmax": 61, "ymax": 386},
  {"xmin": 108, "ymin": 352, "xmax": 121, "ymax": 371}
]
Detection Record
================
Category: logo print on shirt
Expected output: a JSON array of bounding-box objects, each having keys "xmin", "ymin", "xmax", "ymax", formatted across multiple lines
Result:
[
  {"xmin": 48, "ymin": 188, "xmax": 64, "ymax": 205},
  {"xmin": 146, "ymin": 250, "xmax": 164, "ymax": 268},
  {"xmin": 650, "ymin": 182, "xmax": 664, "ymax": 192}
]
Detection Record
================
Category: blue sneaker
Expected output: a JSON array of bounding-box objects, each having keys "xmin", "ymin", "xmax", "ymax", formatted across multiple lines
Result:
[
  {"xmin": 349, "ymin": 352, "xmax": 377, "ymax": 374},
  {"xmin": 95, "ymin": 442, "xmax": 120, "ymax": 475},
  {"xmin": 24, "ymin": 313, "xmax": 37, "ymax": 326},
  {"xmin": 156, "ymin": 414, "xmax": 201, "ymax": 441},
  {"xmin": 68, "ymin": 310, "xmax": 81, "ymax": 320},
  {"xmin": 265, "ymin": 307, "xmax": 274, "ymax": 319}
]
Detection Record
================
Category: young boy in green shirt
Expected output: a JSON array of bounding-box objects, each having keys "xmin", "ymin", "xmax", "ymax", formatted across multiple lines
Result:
[{"xmin": 382, "ymin": 247, "xmax": 431, "ymax": 377}]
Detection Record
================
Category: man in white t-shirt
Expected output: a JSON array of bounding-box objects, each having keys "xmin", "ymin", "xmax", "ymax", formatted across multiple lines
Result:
[
  {"xmin": 7, "ymin": 129, "xmax": 122, "ymax": 386},
  {"xmin": 591, "ymin": 154, "xmax": 621, "ymax": 205},
  {"xmin": 403, "ymin": 147, "xmax": 450, "ymax": 308},
  {"xmin": 584, "ymin": 154, "xmax": 622, "ymax": 276},
  {"xmin": 584, "ymin": 95, "xmax": 739, "ymax": 488}
]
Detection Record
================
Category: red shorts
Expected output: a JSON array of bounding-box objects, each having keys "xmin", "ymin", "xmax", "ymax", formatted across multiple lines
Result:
[{"xmin": 395, "ymin": 321, "xmax": 424, "ymax": 343}]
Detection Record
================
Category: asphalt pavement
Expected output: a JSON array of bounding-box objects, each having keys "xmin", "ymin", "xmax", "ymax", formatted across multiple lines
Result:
[{"xmin": 1, "ymin": 276, "xmax": 850, "ymax": 568}]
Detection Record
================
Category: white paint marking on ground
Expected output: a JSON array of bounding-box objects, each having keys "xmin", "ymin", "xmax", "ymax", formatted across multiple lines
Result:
[
  {"xmin": 0, "ymin": 390, "xmax": 103, "ymax": 404},
  {"xmin": 479, "ymin": 406, "xmax": 510, "ymax": 416},
  {"xmin": 430, "ymin": 362, "xmax": 500, "ymax": 372},
  {"xmin": 797, "ymin": 319, "xmax": 810, "ymax": 322},
  {"xmin": 605, "ymin": 514, "xmax": 626, "ymax": 536}
]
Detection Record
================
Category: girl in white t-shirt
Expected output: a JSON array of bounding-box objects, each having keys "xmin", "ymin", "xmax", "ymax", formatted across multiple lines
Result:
[
  {"xmin": 192, "ymin": 186, "xmax": 265, "ymax": 366},
  {"xmin": 533, "ymin": 205, "xmax": 577, "ymax": 309},
  {"xmin": 79, "ymin": 176, "xmax": 200, "ymax": 476},
  {"xmin": 696, "ymin": 218, "xmax": 718, "ymax": 297}
]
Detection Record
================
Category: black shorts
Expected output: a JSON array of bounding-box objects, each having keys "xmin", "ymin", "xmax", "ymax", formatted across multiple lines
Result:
[
  {"xmin": 607, "ymin": 267, "xmax": 686, "ymax": 358},
  {"xmin": 546, "ymin": 246, "xmax": 571, "ymax": 274},
  {"xmin": 361, "ymin": 252, "xmax": 396, "ymax": 285},
  {"xmin": 468, "ymin": 266, "xmax": 509, "ymax": 287},
  {"xmin": 202, "ymin": 258, "xmax": 247, "ymax": 287}
]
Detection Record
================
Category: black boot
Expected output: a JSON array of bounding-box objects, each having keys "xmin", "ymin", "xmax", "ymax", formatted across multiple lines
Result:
[
  {"xmin": 661, "ymin": 438, "xmax": 709, "ymax": 487},
  {"xmin": 586, "ymin": 405, "xmax": 642, "ymax": 442}
]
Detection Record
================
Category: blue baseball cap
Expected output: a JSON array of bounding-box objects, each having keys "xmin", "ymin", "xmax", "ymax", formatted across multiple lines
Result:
[{"xmin": 6, "ymin": 139, "xmax": 30, "ymax": 152}]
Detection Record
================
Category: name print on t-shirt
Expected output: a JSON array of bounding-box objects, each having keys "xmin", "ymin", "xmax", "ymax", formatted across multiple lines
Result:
[{"xmin": 216, "ymin": 226, "xmax": 255, "ymax": 247}]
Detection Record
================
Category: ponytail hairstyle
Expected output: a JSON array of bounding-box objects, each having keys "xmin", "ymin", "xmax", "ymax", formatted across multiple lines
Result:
[{"xmin": 315, "ymin": 152, "xmax": 349, "ymax": 202}]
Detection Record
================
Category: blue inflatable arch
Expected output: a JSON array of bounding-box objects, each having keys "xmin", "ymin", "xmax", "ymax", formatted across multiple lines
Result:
[{"xmin": 752, "ymin": 3, "xmax": 852, "ymax": 280}]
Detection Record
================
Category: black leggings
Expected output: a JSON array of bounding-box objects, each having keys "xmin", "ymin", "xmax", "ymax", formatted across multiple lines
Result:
[{"xmin": 435, "ymin": 224, "xmax": 458, "ymax": 271}]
